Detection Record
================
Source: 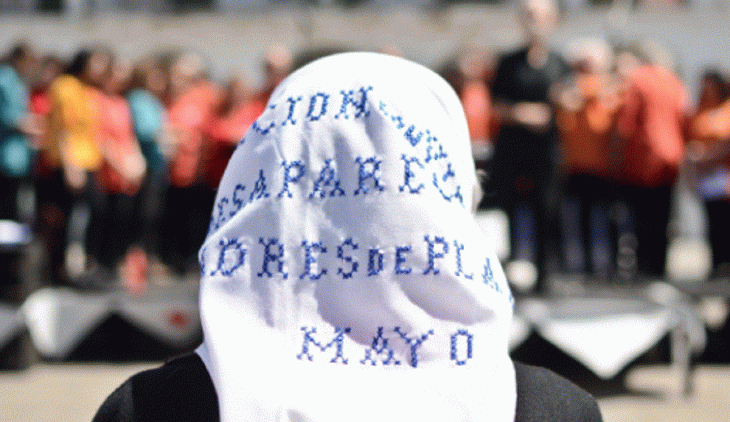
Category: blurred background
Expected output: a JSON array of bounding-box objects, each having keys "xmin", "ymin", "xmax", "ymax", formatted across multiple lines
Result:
[{"xmin": 1, "ymin": 0, "xmax": 730, "ymax": 420}]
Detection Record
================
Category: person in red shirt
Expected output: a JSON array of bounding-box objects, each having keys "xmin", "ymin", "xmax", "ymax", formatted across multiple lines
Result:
[
  {"xmin": 93, "ymin": 59, "xmax": 147, "ymax": 281},
  {"xmin": 616, "ymin": 48, "xmax": 689, "ymax": 278},
  {"xmin": 161, "ymin": 52, "xmax": 221, "ymax": 276},
  {"xmin": 29, "ymin": 55, "xmax": 65, "ymax": 285},
  {"xmin": 204, "ymin": 73, "xmax": 264, "ymax": 188}
]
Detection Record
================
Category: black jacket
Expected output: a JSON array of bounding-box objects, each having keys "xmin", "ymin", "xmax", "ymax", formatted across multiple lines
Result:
[{"xmin": 94, "ymin": 354, "xmax": 602, "ymax": 422}]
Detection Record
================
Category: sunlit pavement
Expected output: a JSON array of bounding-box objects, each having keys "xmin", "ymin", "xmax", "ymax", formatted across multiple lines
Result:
[{"xmin": 1, "ymin": 363, "xmax": 728, "ymax": 422}]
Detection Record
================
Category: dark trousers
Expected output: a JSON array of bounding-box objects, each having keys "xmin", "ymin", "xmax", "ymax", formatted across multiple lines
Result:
[
  {"xmin": 561, "ymin": 174, "xmax": 614, "ymax": 277},
  {"xmin": 622, "ymin": 184, "xmax": 673, "ymax": 278},
  {"xmin": 500, "ymin": 176, "xmax": 560, "ymax": 291},
  {"xmin": 0, "ymin": 174, "xmax": 21, "ymax": 220},
  {"xmin": 35, "ymin": 169, "xmax": 104, "ymax": 284},
  {"xmin": 92, "ymin": 192, "xmax": 139, "ymax": 270},
  {"xmin": 160, "ymin": 185, "xmax": 214, "ymax": 275},
  {"xmin": 706, "ymin": 200, "xmax": 730, "ymax": 273}
]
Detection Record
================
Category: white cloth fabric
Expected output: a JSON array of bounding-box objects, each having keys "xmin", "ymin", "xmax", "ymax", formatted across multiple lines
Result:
[{"xmin": 196, "ymin": 52, "xmax": 516, "ymax": 422}]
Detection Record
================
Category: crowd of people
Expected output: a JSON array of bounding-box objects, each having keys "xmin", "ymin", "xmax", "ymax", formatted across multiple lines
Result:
[
  {"xmin": 1, "ymin": 0, "xmax": 729, "ymax": 295},
  {"xmin": 0, "ymin": 41, "xmax": 293, "ymax": 292},
  {"xmin": 450, "ymin": 0, "xmax": 730, "ymax": 290}
]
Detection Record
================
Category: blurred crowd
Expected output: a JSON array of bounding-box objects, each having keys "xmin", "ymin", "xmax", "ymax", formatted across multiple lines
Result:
[
  {"xmin": 0, "ymin": 41, "xmax": 292, "ymax": 294},
  {"xmin": 448, "ymin": 0, "xmax": 730, "ymax": 291},
  {"xmin": 1, "ymin": 0, "xmax": 730, "ymax": 296}
]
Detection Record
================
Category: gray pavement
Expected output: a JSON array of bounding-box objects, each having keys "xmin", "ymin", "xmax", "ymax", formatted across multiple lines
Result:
[{"xmin": 1, "ymin": 362, "xmax": 729, "ymax": 421}]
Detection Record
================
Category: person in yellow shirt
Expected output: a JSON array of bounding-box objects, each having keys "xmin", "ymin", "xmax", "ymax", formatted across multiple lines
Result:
[{"xmin": 44, "ymin": 47, "xmax": 111, "ymax": 284}]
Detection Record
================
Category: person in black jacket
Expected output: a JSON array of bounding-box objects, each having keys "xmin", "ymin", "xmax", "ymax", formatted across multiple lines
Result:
[{"xmin": 489, "ymin": 0, "xmax": 569, "ymax": 292}]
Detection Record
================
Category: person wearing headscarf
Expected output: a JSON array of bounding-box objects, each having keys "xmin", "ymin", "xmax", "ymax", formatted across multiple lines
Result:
[{"xmin": 94, "ymin": 52, "xmax": 601, "ymax": 422}]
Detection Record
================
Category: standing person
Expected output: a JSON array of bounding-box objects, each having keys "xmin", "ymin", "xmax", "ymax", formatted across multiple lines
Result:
[
  {"xmin": 458, "ymin": 48, "xmax": 496, "ymax": 171},
  {"xmin": 161, "ymin": 52, "xmax": 220, "ymax": 276},
  {"xmin": 616, "ymin": 46, "xmax": 689, "ymax": 279},
  {"xmin": 95, "ymin": 52, "xmax": 602, "ymax": 422},
  {"xmin": 30, "ymin": 55, "xmax": 63, "ymax": 177},
  {"xmin": 0, "ymin": 42, "xmax": 41, "ymax": 221},
  {"xmin": 489, "ymin": 0, "xmax": 569, "ymax": 290},
  {"xmin": 45, "ymin": 47, "xmax": 111, "ymax": 282},
  {"xmin": 94, "ymin": 59, "xmax": 147, "ymax": 285},
  {"xmin": 30, "ymin": 55, "xmax": 66, "ymax": 285},
  {"xmin": 204, "ymin": 72, "xmax": 262, "ymax": 188},
  {"xmin": 555, "ymin": 39, "xmax": 622, "ymax": 278},
  {"xmin": 250, "ymin": 44, "xmax": 292, "ymax": 112},
  {"xmin": 0, "ymin": 42, "xmax": 40, "ymax": 307},
  {"xmin": 29, "ymin": 55, "xmax": 63, "ymax": 123},
  {"xmin": 686, "ymin": 71, "xmax": 730, "ymax": 277},
  {"xmin": 127, "ymin": 56, "xmax": 170, "ymax": 276}
]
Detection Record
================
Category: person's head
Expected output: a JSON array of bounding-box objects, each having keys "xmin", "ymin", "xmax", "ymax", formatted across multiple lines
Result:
[
  {"xmin": 36, "ymin": 55, "xmax": 63, "ymax": 90},
  {"xmin": 104, "ymin": 58, "xmax": 132, "ymax": 96},
  {"xmin": 569, "ymin": 38, "xmax": 613, "ymax": 75},
  {"xmin": 7, "ymin": 41, "xmax": 38, "ymax": 81},
  {"xmin": 263, "ymin": 44, "xmax": 292, "ymax": 92},
  {"xmin": 220, "ymin": 72, "xmax": 251, "ymax": 113},
  {"xmin": 198, "ymin": 52, "xmax": 514, "ymax": 421},
  {"xmin": 66, "ymin": 46, "xmax": 113, "ymax": 88},
  {"xmin": 519, "ymin": 0, "xmax": 558, "ymax": 46},
  {"xmin": 614, "ymin": 44, "xmax": 644, "ymax": 81},
  {"xmin": 130, "ymin": 55, "xmax": 167, "ymax": 98},
  {"xmin": 639, "ymin": 39, "xmax": 674, "ymax": 71},
  {"xmin": 699, "ymin": 70, "xmax": 729, "ymax": 109},
  {"xmin": 167, "ymin": 51, "xmax": 204, "ymax": 100},
  {"xmin": 458, "ymin": 48, "xmax": 494, "ymax": 82}
]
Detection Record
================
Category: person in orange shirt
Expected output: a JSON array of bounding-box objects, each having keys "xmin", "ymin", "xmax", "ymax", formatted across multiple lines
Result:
[
  {"xmin": 616, "ymin": 48, "xmax": 689, "ymax": 278},
  {"xmin": 555, "ymin": 39, "xmax": 622, "ymax": 277},
  {"xmin": 457, "ymin": 49, "xmax": 494, "ymax": 157},
  {"xmin": 687, "ymin": 71, "xmax": 730, "ymax": 276}
]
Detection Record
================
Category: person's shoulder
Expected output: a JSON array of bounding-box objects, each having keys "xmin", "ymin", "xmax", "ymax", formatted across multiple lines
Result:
[
  {"xmin": 50, "ymin": 75, "xmax": 83, "ymax": 99},
  {"xmin": 514, "ymin": 361, "xmax": 603, "ymax": 422},
  {"xmin": 93, "ymin": 353, "xmax": 219, "ymax": 422},
  {"xmin": 0, "ymin": 64, "xmax": 15, "ymax": 86}
]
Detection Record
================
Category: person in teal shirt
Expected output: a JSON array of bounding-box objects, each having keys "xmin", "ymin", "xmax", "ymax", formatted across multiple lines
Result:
[
  {"xmin": 0, "ymin": 42, "xmax": 41, "ymax": 220},
  {"xmin": 126, "ymin": 58, "xmax": 169, "ymax": 261}
]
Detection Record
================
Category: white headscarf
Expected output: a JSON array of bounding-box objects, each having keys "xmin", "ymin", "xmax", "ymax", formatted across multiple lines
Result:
[{"xmin": 197, "ymin": 52, "xmax": 516, "ymax": 422}]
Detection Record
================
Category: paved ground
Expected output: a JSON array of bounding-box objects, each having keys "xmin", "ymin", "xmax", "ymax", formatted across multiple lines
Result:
[{"xmin": 1, "ymin": 363, "xmax": 729, "ymax": 421}]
